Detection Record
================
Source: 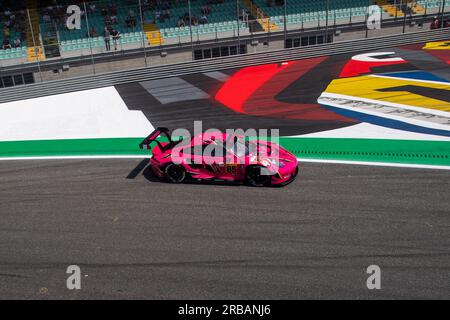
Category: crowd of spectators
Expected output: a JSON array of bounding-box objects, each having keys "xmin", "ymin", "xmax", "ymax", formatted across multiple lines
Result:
[
  {"xmin": 1, "ymin": 0, "xmax": 246, "ymax": 52},
  {"xmin": 97, "ymin": 3, "xmax": 138, "ymax": 30},
  {"xmin": 2, "ymin": 8, "xmax": 27, "ymax": 50},
  {"xmin": 39, "ymin": 1, "xmax": 136, "ymax": 51},
  {"xmin": 175, "ymin": 5, "xmax": 211, "ymax": 27},
  {"xmin": 40, "ymin": 2, "xmax": 138, "ymax": 34},
  {"xmin": 140, "ymin": 0, "xmax": 225, "ymax": 28},
  {"xmin": 41, "ymin": 3, "xmax": 75, "ymax": 31},
  {"xmin": 95, "ymin": 4, "xmax": 129, "ymax": 51}
]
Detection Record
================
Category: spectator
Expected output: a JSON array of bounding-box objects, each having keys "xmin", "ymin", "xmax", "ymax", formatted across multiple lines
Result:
[
  {"xmin": 125, "ymin": 15, "xmax": 136, "ymax": 28},
  {"xmin": 88, "ymin": 26, "xmax": 97, "ymax": 37},
  {"xmin": 163, "ymin": 9, "xmax": 170, "ymax": 19},
  {"xmin": 101, "ymin": 6, "xmax": 108, "ymax": 16},
  {"xmin": 43, "ymin": 12, "xmax": 51, "ymax": 23},
  {"xmin": 200, "ymin": 14, "xmax": 208, "ymax": 25},
  {"xmin": 13, "ymin": 38, "xmax": 21, "ymax": 48},
  {"xmin": 192, "ymin": 15, "xmax": 199, "ymax": 26},
  {"xmin": 2, "ymin": 39, "xmax": 11, "ymax": 49},
  {"xmin": 3, "ymin": 26, "xmax": 10, "ymax": 38},
  {"xmin": 430, "ymin": 16, "xmax": 440, "ymax": 29},
  {"xmin": 111, "ymin": 15, "xmax": 118, "ymax": 24},
  {"xmin": 111, "ymin": 28, "xmax": 120, "ymax": 50},
  {"xmin": 89, "ymin": 3, "xmax": 96, "ymax": 13},
  {"xmin": 177, "ymin": 17, "xmax": 185, "ymax": 27},
  {"xmin": 104, "ymin": 27, "xmax": 111, "ymax": 51},
  {"xmin": 155, "ymin": 10, "xmax": 161, "ymax": 21}
]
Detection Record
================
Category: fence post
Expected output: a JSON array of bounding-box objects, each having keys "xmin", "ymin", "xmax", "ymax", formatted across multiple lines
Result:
[
  {"xmin": 138, "ymin": 0, "xmax": 148, "ymax": 67},
  {"xmin": 26, "ymin": 8, "xmax": 43, "ymax": 82},
  {"xmin": 83, "ymin": 2, "xmax": 96, "ymax": 74}
]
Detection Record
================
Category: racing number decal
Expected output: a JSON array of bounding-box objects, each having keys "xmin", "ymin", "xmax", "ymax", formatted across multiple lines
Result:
[
  {"xmin": 209, "ymin": 164, "xmax": 238, "ymax": 175},
  {"xmin": 225, "ymin": 164, "xmax": 237, "ymax": 175}
]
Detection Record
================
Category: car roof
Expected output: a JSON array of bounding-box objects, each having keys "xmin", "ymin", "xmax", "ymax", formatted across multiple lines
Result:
[
  {"xmin": 189, "ymin": 132, "xmax": 228, "ymax": 145},
  {"xmin": 181, "ymin": 132, "xmax": 250, "ymax": 147}
]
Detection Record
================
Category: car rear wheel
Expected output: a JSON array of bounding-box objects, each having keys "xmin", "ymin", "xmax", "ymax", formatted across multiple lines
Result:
[
  {"xmin": 165, "ymin": 163, "xmax": 186, "ymax": 183},
  {"xmin": 246, "ymin": 165, "xmax": 271, "ymax": 187}
]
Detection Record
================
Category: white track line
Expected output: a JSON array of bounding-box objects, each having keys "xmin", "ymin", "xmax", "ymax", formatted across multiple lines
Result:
[
  {"xmin": 369, "ymin": 74, "xmax": 450, "ymax": 86},
  {"xmin": 0, "ymin": 155, "xmax": 150, "ymax": 161},
  {"xmin": 0, "ymin": 155, "xmax": 448, "ymax": 170},
  {"xmin": 296, "ymin": 158, "xmax": 450, "ymax": 170}
]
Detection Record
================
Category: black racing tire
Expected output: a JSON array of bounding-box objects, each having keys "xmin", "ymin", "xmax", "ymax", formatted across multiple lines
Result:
[
  {"xmin": 245, "ymin": 165, "xmax": 272, "ymax": 187},
  {"xmin": 164, "ymin": 163, "xmax": 186, "ymax": 183}
]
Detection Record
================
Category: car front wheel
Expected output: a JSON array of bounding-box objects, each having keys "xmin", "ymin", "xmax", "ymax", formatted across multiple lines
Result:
[{"xmin": 246, "ymin": 165, "xmax": 272, "ymax": 187}]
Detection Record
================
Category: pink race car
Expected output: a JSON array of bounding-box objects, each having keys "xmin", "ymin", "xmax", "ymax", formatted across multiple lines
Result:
[{"xmin": 139, "ymin": 128, "xmax": 299, "ymax": 187}]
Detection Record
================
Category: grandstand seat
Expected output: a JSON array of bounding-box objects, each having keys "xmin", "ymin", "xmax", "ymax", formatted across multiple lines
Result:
[{"xmin": 253, "ymin": 0, "xmax": 372, "ymax": 27}]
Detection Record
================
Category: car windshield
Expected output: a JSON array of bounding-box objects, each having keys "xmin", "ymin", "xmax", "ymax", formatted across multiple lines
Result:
[{"xmin": 228, "ymin": 140, "xmax": 254, "ymax": 157}]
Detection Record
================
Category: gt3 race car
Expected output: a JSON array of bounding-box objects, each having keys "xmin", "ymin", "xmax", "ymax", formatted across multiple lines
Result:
[{"xmin": 139, "ymin": 128, "xmax": 299, "ymax": 187}]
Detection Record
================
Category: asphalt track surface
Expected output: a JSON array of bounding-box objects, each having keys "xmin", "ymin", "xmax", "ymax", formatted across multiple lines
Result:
[{"xmin": 0, "ymin": 159, "xmax": 449, "ymax": 299}]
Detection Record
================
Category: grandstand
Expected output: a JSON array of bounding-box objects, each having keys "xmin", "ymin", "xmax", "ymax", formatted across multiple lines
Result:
[
  {"xmin": 254, "ymin": 0, "xmax": 368, "ymax": 25},
  {"xmin": 0, "ymin": 0, "xmax": 448, "ymax": 65},
  {"xmin": 57, "ymin": 0, "xmax": 250, "ymax": 52},
  {"xmin": 153, "ymin": 1, "xmax": 247, "ymax": 39},
  {"xmin": 57, "ymin": 1, "xmax": 144, "ymax": 52},
  {"xmin": 0, "ymin": 4, "xmax": 28, "ymax": 61}
]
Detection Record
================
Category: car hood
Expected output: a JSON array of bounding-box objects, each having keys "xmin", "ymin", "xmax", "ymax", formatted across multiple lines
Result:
[{"xmin": 248, "ymin": 141, "xmax": 297, "ymax": 165}]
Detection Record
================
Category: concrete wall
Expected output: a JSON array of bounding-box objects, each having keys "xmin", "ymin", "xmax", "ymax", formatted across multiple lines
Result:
[
  {"xmin": 336, "ymin": 22, "xmax": 432, "ymax": 42},
  {"xmin": 38, "ymin": 50, "xmax": 193, "ymax": 82}
]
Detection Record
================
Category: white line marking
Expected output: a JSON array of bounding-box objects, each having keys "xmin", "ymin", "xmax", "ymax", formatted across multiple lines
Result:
[
  {"xmin": 0, "ymin": 155, "xmax": 150, "ymax": 161},
  {"xmin": 319, "ymin": 92, "xmax": 450, "ymax": 119},
  {"xmin": 203, "ymin": 71, "xmax": 230, "ymax": 82},
  {"xmin": 296, "ymin": 158, "xmax": 450, "ymax": 170},
  {"xmin": 290, "ymin": 123, "xmax": 450, "ymax": 141},
  {"xmin": 369, "ymin": 74, "xmax": 450, "ymax": 86},
  {"xmin": 318, "ymin": 96, "xmax": 450, "ymax": 134},
  {"xmin": 351, "ymin": 52, "xmax": 405, "ymax": 63},
  {"xmin": 140, "ymin": 77, "xmax": 210, "ymax": 104},
  {"xmin": 0, "ymin": 155, "xmax": 448, "ymax": 170}
]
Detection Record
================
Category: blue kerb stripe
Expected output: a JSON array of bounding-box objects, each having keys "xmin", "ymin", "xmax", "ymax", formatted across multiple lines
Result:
[{"xmin": 378, "ymin": 71, "xmax": 450, "ymax": 83}]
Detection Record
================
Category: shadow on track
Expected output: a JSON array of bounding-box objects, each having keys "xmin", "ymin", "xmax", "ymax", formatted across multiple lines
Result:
[
  {"xmin": 126, "ymin": 159, "xmax": 299, "ymax": 188},
  {"xmin": 126, "ymin": 160, "xmax": 246, "ymax": 187},
  {"xmin": 126, "ymin": 159, "xmax": 150, "ymax": 179}
]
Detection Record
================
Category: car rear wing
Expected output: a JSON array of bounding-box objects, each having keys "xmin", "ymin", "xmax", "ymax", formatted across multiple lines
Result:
[{"xmin": 139, "ymin": 127, "xmax": 172, "ymax": 151}]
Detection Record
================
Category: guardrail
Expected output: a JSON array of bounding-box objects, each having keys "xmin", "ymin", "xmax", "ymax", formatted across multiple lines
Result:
[
  {"xmin": 0, "ymin": 28, "xmax": 448, "ymax": 104},
  {"xmin": 1, "ymin": 12, "xmax": 443, "ymax": 75}
]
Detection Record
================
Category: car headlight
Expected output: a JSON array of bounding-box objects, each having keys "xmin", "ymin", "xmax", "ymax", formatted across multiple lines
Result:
[{"xmin": 269, "ymin": 159, "xmax": 285, "ymax": 168}]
